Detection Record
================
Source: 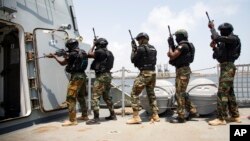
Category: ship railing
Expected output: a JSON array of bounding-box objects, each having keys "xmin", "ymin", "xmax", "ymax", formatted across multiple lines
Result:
[
  {"xmin": 97, "ymin": 64, "xmax": 250, "ymax": 115},
  {"xmin": 233, "ymin": 64, "xmax": 250, "ymax": 106},
  {"xmin": 216, "ymin": 64, "xmax": 250, "ymax": 106}
]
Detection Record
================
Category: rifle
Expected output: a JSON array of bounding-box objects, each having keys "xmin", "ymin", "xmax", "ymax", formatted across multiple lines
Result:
[
  {"xmin": 128, "ymin": 29, "xmax": 137, "ymax": 49},
  {"xmin": 37, "ymin": 49, "xmax": 67, "ymax": 59},
  {"xmin": 206, "ymin": 11, "xmax": 216, "ymax": 44},
  {"xmin": 167, "ymin": 25, "xmax": 175, "ymax": 51}
]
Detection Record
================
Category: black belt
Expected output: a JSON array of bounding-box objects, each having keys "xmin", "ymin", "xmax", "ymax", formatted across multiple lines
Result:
[
  {"xmin": 139, "ymin": 66, "xmax": 155, "ymax": 71},
  {"xmin": 176, "ymin": 64, "xmax": 189, "ymax": 69},
  {"xmin": 95, "ymin": 71, "xmax": 110, "ymax": 75}
]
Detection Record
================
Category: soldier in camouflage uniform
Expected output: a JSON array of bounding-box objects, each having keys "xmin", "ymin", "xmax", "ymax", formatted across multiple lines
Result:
[
  {"xmin": 126, "ymin": 32, "xmax": 160, "ymax": 124},
  {"xmin": 208, "ymin": 22, "xmax": 241, "ymax": 126},
  {"xmin": 86, "ymin": 38, "xmax": 116, "ymax": 125},
  {"xmin": 48, "ymin": 38, "xmax": 89, "ymax": 126},
  {"xmin": 167, "ymin": 29, "xmax": 199, "ymax": 123}
]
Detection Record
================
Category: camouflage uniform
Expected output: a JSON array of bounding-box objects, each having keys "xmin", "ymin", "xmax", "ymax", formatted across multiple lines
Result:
[
  {"xmin": 175, "ymin": 66, "xmax": 197, "ymax": 119},
  {"xmin": 208, "ymin": 22, "xmax": 241, "ymax": 124},
  {"xmin": 92, "ymin": 72, "xmax": 113, "ymax": 113},
  {"xmin": 131, "ymin": 70, "xmax": 158, "ymax": 114},
  {"xmin": 67, "ymin": 73, "xmax": 88, "ymax": 122},
  {"xmin": 127, "ymin": 33, "xmax": 160, "ymax": 124},
  {"xmin": 217, "ymin": 62, "xmax": 239, "ymax": 120}
]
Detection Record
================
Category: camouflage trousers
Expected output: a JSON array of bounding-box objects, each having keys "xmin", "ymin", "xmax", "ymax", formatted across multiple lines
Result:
[
  {"xmin": 217, "ymin": 62, "xmax": 239, "ymax": 120},
  {"xmin": 175, "ymin": 66, "xmax": 197, "ymax": 119},
  {"xmin": 130, "ymin": 70, "xmax": 159, "ymax": 114},
  {"xmin": 92, "ymin": 72, "xmax": 114, "ymax": 113},
  {"xmin": 66, "ymin": 73, "xmax": 88, "ymax": 122}
]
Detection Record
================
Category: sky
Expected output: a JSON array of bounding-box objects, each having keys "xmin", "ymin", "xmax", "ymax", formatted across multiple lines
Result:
[{"xmin": 72, "ymin": 0, "xmax": 250, "ymax": 75}]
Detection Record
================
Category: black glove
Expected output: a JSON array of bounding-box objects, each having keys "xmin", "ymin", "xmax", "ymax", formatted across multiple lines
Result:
[{"xmin": 168, "ymin": 37, "xmax": 174, "ymax": 47}]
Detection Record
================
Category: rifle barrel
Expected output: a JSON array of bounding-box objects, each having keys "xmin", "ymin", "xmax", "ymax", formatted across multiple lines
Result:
[
  {"xmin": 128, "ymin": 30, "xmax": 133, "ymax": 40},
  {"xmin": 93, "ymin": 28, "xmax": 97, "ymax": 39},
  {"xmin": 168, "ymin": 25, "xmax": 172, "ymax": 37},
  {"xmin": 36, "ymin": 56, "xmax": 46, "ymax": 59},
  {"xmin": 206, "ymin": 11, "xmax": 211, "ymax": 22}
]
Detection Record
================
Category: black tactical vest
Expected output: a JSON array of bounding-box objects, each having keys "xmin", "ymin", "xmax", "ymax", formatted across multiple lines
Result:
[
  {"xmin": 170, "ymin": 41, "xmax": 194, "ymax": 68},
  {"xmin": 90, "ymin": 48, "xmax": 114, "ymax": 73},
  {"xmin": 133, "ymin": 44, "xmax": 157, "ymax": 71},
  {"xmin": 213, "ymin": 34, "xmax": 241, "ymax": 63},
  {"xmin": 65, "ymin": 49, "xmax": 88, "ymax": 73}
]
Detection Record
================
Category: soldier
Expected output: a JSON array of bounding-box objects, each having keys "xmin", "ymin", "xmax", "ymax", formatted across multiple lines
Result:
[
  {"xmin": 208, "ymin": 22, "xmax": 241, "ymax": 126},
  {"xmin": 47, "ymin": 38, "xmax": 89, "ymax": 126},
  {"xmin": 86, "ymin": 37, "xmax": 116, "ymax": 125},
  {"xmin": 126, "ymin": 32, "xmax": 160, "ymax": 124},
  {"xmin": 167, "ymin": 29, "xmax": 199, "ymax": 123}
]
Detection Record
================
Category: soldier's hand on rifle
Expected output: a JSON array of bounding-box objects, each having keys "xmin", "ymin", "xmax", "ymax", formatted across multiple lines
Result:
[
  {"xmin": 167, "ymin": 51, "xmax": 171, "ymax": 57},
  {"xmin": 210, "ymin": 41, "xmax": 216, "ymax": 48},
  {"xmin": 46, "ymin": 53, "xmax": 55, "ymax": 58},
  {"xmin": 131, "ymin": 40, "xmax": 137, "ymax": 49},
  {"xmin": 167, "ymin": 37, "xmax": 174, "ymax": 47},
  {"xmin": 208, "ymin": 21, "xmax": 214, "ymax": 29}
]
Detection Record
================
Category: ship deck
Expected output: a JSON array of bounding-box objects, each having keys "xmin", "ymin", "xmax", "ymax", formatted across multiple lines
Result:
[{"xmin": 0, "ymin": 108, "xmax": 250, "ymax": 141}]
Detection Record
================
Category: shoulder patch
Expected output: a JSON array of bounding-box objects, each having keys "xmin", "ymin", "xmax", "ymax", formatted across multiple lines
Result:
[{"xmin": 178, "ymin": 45, "xmax": 183, "ymax": 49}]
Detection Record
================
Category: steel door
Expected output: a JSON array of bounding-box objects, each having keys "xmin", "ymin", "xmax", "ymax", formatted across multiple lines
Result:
[{"xmin": 34, "ymin": 28, "xmax": 69, "ymax": 112}]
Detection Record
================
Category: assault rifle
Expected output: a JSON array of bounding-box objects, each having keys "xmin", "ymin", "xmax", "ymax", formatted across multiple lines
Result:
[
  {"xmin": 206, "ymin": 11, "xmax": 216, "ymax": 45},
  {"xmin": 37, "ymin": 49, "xmax": 67, "ymax": 59},
  {"xmin": 128, "ymin": 29, "xmax": 137, "ymax": 49},
  {"xmin": 168, "ymin": 25, "xmax": 175, "ymax": 51}
]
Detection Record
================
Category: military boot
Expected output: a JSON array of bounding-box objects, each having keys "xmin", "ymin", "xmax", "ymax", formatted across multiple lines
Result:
[
  {"xmin": 77, "ymin": 115, "xmax": 89, "ymax": 121},
  {"xmin": 150, "ymin": 113, "xmax": 160, "ymax": 122},
  {"xmin": 226, "ymin": 117, "xmax": 241, "ymax": 123},
  {"xmin": 86, "ymin": 111, "xmax": 100, "ymax": 125},
  {"xmin": 62, "ymin": 120, "xmax": 78, "ymax": 126},
  {"xmin": 126, "ymin": 111, "xmax": 142, "ymax": 124},
  {"xmin": 169, "ymin": 117, "xmax": 186, "ymax": 123},
  {"xmin": 208, "ymin": 118, "xmax": 226, "ymax": 126},
  {"xmin": 62, "ymin": 111, "xmax": 78, "ymax": 126},
  {"xmin": 105, "ymin": 110, "xmax": 117, "ymax": 120},
  {"xmin": 186, "ymin": 112, "xmax": 199, "ymax": 120}
]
